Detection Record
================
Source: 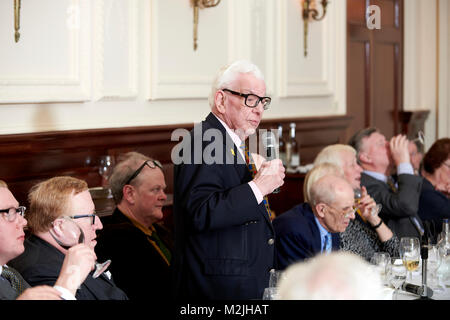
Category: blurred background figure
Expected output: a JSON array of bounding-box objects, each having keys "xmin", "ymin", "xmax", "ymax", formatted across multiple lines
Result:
[
  {"xmin": 418, "ymin": 138, "xmax": 450, "ymax": 241},
  {"xmin": 277, "ymin": 252, "xmax": 387, "ymax": 300},
  {"xmin": 96, "ymin": 152, "xmax": 173, "ymax": 300}
]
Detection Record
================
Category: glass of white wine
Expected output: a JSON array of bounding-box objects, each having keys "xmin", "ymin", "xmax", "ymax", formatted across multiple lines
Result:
[{"xmin": 400, "ymin": 237, "xmax": 421, "ymax": 282}]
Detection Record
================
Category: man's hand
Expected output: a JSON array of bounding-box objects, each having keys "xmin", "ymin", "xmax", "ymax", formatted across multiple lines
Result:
[
  {"xmin": 16, "ymin": 286, "xmax": 63, "ymax": 300},
  {"xmin": 389, "ymin": 135, "xmax": 411, "ymax": 165},
  {"xmin": 253, "ymin": 159, "xmax": 285, "ymax": 196},
  {"xmin": 54, "ymin": 243, "xmax": 96, "ymax": 295}
]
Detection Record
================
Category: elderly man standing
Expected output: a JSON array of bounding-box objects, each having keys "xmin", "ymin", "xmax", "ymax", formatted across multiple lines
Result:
[
  {"xmin": 9, "ymin": 176, "xmax": 128, "ymax": 300},
  {"xmin": 0, "ymin": 180, "xmax": 96, "ymax": 300},
  {"xmin": 349, "ymin": 128, "xmax": 424, "ymax": 238},
  {"xmin": 273, "ymin": 172, "xmax": 356, "ymax": 270},
  {"xmin": 172, "ymin": 60, "xmax": 285, "ymax": 300},
  {"xmin": 96, "ymin": 152, "xmax": 173, "ymax": 300}
]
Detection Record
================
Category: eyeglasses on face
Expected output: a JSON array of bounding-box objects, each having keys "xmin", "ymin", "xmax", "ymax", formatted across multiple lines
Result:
[
  {"xmin": 222, "ymin": 88, "xmax": 271, "ymax": 110},
  {"xmin": 69, "ymin": 214, "xmax": 97, "ymax": 225},
  {"xmin": 125, "ymin": 159, "xmax": 163, "ymax": 185},
  {"xmin": 0, "ymin": 206, "xmax": 26, "ymax": 222},
  {"xmin": 325, "ymin": 203, "xmax": 357, "ymax": 219}
]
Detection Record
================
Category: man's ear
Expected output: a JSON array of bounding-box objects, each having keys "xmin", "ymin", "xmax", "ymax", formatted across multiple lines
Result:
[
  {"xmin": 358, "ymin": 152, "xmax": 371, "ymax": 164},
  {"xmin": 315, "ymin": 203, "xmax": 326, "ymax": 218},
  {"xmin": 122, "ymin": 185, "xmax": 135, "ymax": 204},
  {"xmin": 214, "ymin": 90, "xmax": 226, "ymax": 114}
]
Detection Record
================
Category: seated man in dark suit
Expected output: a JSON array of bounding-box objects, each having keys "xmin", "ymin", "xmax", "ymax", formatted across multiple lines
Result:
[
  {"xmin": 96, "ymin": 152, "xmax": 173, "ymax": 300},
  {"xmin": 273, "ymin": 168, "xmax": 356, "ymax": 270},
  {"xmin": 349, "ymin": 128, "xmax": 424, "ymax": 238},
  {"xmin": 9, "ymin": 176, "xmax": 128, "ymax": 300},
  {"xmin": 0, "ymin": 180, "xmax": 95, "ymax": 300}
]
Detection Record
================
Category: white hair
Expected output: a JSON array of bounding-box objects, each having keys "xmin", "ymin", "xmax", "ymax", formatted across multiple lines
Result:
[
  {"xmin": 277, "ymin": 252, "xmax": 387, "ymax": 300},
  {"xmin": 303, "ymin": 163, "xmax": 343, "ymax": 203},
  {"xmin": 208, "ymin": 60, "xmax": 265, "ymax": 109},
  {"xmin": 314, "ymin": 144, "xmax": 357, "ymax": 168}
]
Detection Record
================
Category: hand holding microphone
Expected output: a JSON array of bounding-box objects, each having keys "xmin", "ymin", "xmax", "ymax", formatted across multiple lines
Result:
[{"xmin": 253, "ymin": 131, "xmax": 285, "ymax": 195}]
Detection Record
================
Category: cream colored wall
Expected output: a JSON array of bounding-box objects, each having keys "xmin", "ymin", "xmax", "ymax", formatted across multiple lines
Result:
[
  {"xmin": 404, "ymin": 0, "xmax": 450, "ymax": 151},
  {"xmin": 0, "ymin": 0, "xmax": 346, "ymax": 134}
]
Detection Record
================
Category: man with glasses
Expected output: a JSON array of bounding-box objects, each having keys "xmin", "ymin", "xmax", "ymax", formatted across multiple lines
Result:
[
  {"xmin": 273, "ymin": 167, "xmax": 356, "ymax": 270},
  {"xmin": 96, "ymin": 152, "xmax": 173, "ymax": 300},
  {"xmin": 8, "ymin": 176, "xmax": 128, "ymax": 300},
  {"xmin": 173, "ymin": 60, "xmax": 285, "ymax": 300},
  {"xmin": 0, "ymin": 180, "xmax": 96, "ymax": 300}
]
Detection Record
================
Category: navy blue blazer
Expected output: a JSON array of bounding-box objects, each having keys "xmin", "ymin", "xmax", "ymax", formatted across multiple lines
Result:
[
  {"xmin": 273, "ymin": 202, "xmax": 340, "ymax": 270},
  {"xmin": 172, "ymin": 113, "xmax": 275, "ymax": 300},
  {"xmin": 418, "ymin": 178, "xmax": 450, "ymax": 237}
]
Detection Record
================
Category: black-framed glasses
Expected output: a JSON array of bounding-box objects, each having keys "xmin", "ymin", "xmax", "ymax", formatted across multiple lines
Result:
[
  {"xmin": 69, "ymin": 214, "xmax": 97, "ymax": 225},
  {"xmin": 125, "ymin": 160, "xmax": 163, "ymax": 185},
  {"xmin": 222, "ymin": 88, "xmax": 271, "ymax": 110},
  {"xmin": 0, "ymin": 206, "xmax": 26, "ymax": 222}
]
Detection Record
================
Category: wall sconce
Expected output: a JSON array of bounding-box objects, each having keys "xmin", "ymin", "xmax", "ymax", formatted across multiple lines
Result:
[
  {"xmin": 302, "ymin": 0, "xmax": 328, "ymax": 57},
  {"xmin": 192, "ymin": 0, "xmax": 221, "ymax": 50},
  {"xmin": 14, "ymin": 0, "xmax": 21, "ymax": 42}
]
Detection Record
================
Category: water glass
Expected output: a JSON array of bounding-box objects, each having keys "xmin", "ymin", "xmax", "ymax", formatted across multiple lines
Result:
[
  {"xmin": 371, "ymin": 252, "xmax": 390, "ymax": 285},
  {"xmin": 387, "ymin": 257, "xmax": 407, "ymax": 300}
]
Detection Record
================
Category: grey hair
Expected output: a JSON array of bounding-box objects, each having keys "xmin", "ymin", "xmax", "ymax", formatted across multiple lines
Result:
[
  {"xmin": 309, "ymin": 174, "xmax": 349, "ymax": 207},
  {"xmin": 208, "ymin": 60, "xmax": 265, "ymax": 109},
  {"xmin": 108, "ymin": 151, "xmax": 152, "ymax": 204},
  {"xmin": 303, "ymin": 163, "xmax": 343, "ymax": 203}
]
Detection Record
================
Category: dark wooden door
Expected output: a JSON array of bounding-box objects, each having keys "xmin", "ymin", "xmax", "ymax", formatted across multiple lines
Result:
[{"xmin": 346, "ymin": 0, "xmax": 403, "ymax": 141}]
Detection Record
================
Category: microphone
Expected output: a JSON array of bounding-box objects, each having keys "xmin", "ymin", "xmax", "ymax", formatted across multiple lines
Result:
[
  {"xmin": 262, "ymin": 131, "xmax": 280, "ymax": 194},
  {"xmin": 402, "ymin": 283, "xmax": 433, "ymax": 298}
]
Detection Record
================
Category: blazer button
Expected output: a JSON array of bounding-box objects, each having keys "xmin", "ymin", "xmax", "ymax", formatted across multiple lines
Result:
[{"xmin": 268, "ymin": 238, "xmax": 274, "ymax": 245}]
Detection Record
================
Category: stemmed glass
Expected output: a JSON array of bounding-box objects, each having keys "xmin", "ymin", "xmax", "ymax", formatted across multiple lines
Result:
[
  {"xmin": 353, "ymin": 188, "xmax": 382, "ymax": 216},
  {"xmin": 400, "ymin": 237, "xmax": 421, "ymax": 281},
  {"xmin": 412, "ymin": 130, "xmax": 425, "ymax": 145},
  {"xmin": 427, "ymin": 244, "xmax": 444, "ymax": 293},
  {"xmin": 386, "ymin": 257, "xmax": 407, "ymax": 300},
  {"xmin": 50, "ymin": 216, "xmax": 111, "ymax": 279},
  {"xmin": 99, "ymin": 155, "xmax": 114, "ymax": 187}
]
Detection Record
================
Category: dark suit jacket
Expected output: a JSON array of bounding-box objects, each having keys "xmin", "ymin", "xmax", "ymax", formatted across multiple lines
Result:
[
  {"xmin": 96, "ymin": 208, "xmax": 173, "ymax": 300},
  {"xmin": 172, "ymin": 113, "xmax": 275, "ymax": 300},
  {"xmin": 361, "ymin": 172, "xmax": 423, "ymax": 238},
  {"xmin": 9, "ymin": 235, "xmax": 128, "ymax": 300},
  {"xmin": 418, "ymin": 178, "xmax": 450, "ymax": 237},
  {"xmin": 273, "ymin": 202, "xmax": 340, "ymax": 270}
]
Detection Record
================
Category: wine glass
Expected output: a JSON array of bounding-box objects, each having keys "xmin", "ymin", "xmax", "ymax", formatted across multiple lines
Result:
[
  {"xmin": 387, "ymin": 257, "xmax": 407, "ymax": 300},
  {"xmin": 50, "ymin": 216, "xmax": 111, "ymax": 279},
  {"xmin": 99, "ymin": 155, "xmax": 114, "ymax": 187},
  {"xmin": 353, "ymin": 188, "xmax": 382, "ymax": 216},
  {"xmin": 370, "ymin": 252, "xmax": 390, "ymax": 285},
  {"xmin": 400, "ymin": 237, "xmax": 421, "ymax": 281},
  {"xmin": 427, "ymin": 244, "xmax": 444, "ymax": 293},
  {"xmin": 412, "ymin": 130, "xmax": 425, "ymax": 145}
]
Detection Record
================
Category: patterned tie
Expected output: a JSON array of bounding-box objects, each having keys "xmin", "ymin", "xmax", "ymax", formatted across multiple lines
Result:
[
  {"xmin": 240, "ymin": 141, "xmax": 272, "ymax": 219},
  {"xmin": 1, "ymin": 266, "xmax": 28, "ymax": 295},
  {"xmin": 387, "ymin": 176, "xmax": 397, "ymax": 193}
]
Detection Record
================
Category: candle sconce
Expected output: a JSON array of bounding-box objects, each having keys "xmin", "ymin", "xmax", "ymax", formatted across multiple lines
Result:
[
  {"xmin": 191, "ymin": 0, "xmax": 221, "ymax": 50},
  {"xmin": 14, "ymin": 0, "xmax": 21, "ymax": 42},
  {"xmin": 302, "ymin": 0, "xmax": 328, "ymax": 57}
]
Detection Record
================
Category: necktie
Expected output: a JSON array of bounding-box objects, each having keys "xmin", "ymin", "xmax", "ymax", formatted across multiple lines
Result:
[
  {"xmin": 240, "ymin": 142, "xmax": 272, "ymax": 219},
  {"xmin": 1, "ymin": 266, "xmax": 28, "ymax": 296},
  {"xmin": 322, "ymin": 234, "xmax": 330, "ymax": 253},
  {"xmin": 148, "ymin": 231, "xmax": 172, "ymax": 265},
  {"xmin": 387, "ymin": 176, "xmax": 397, "ymax": 193}
]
